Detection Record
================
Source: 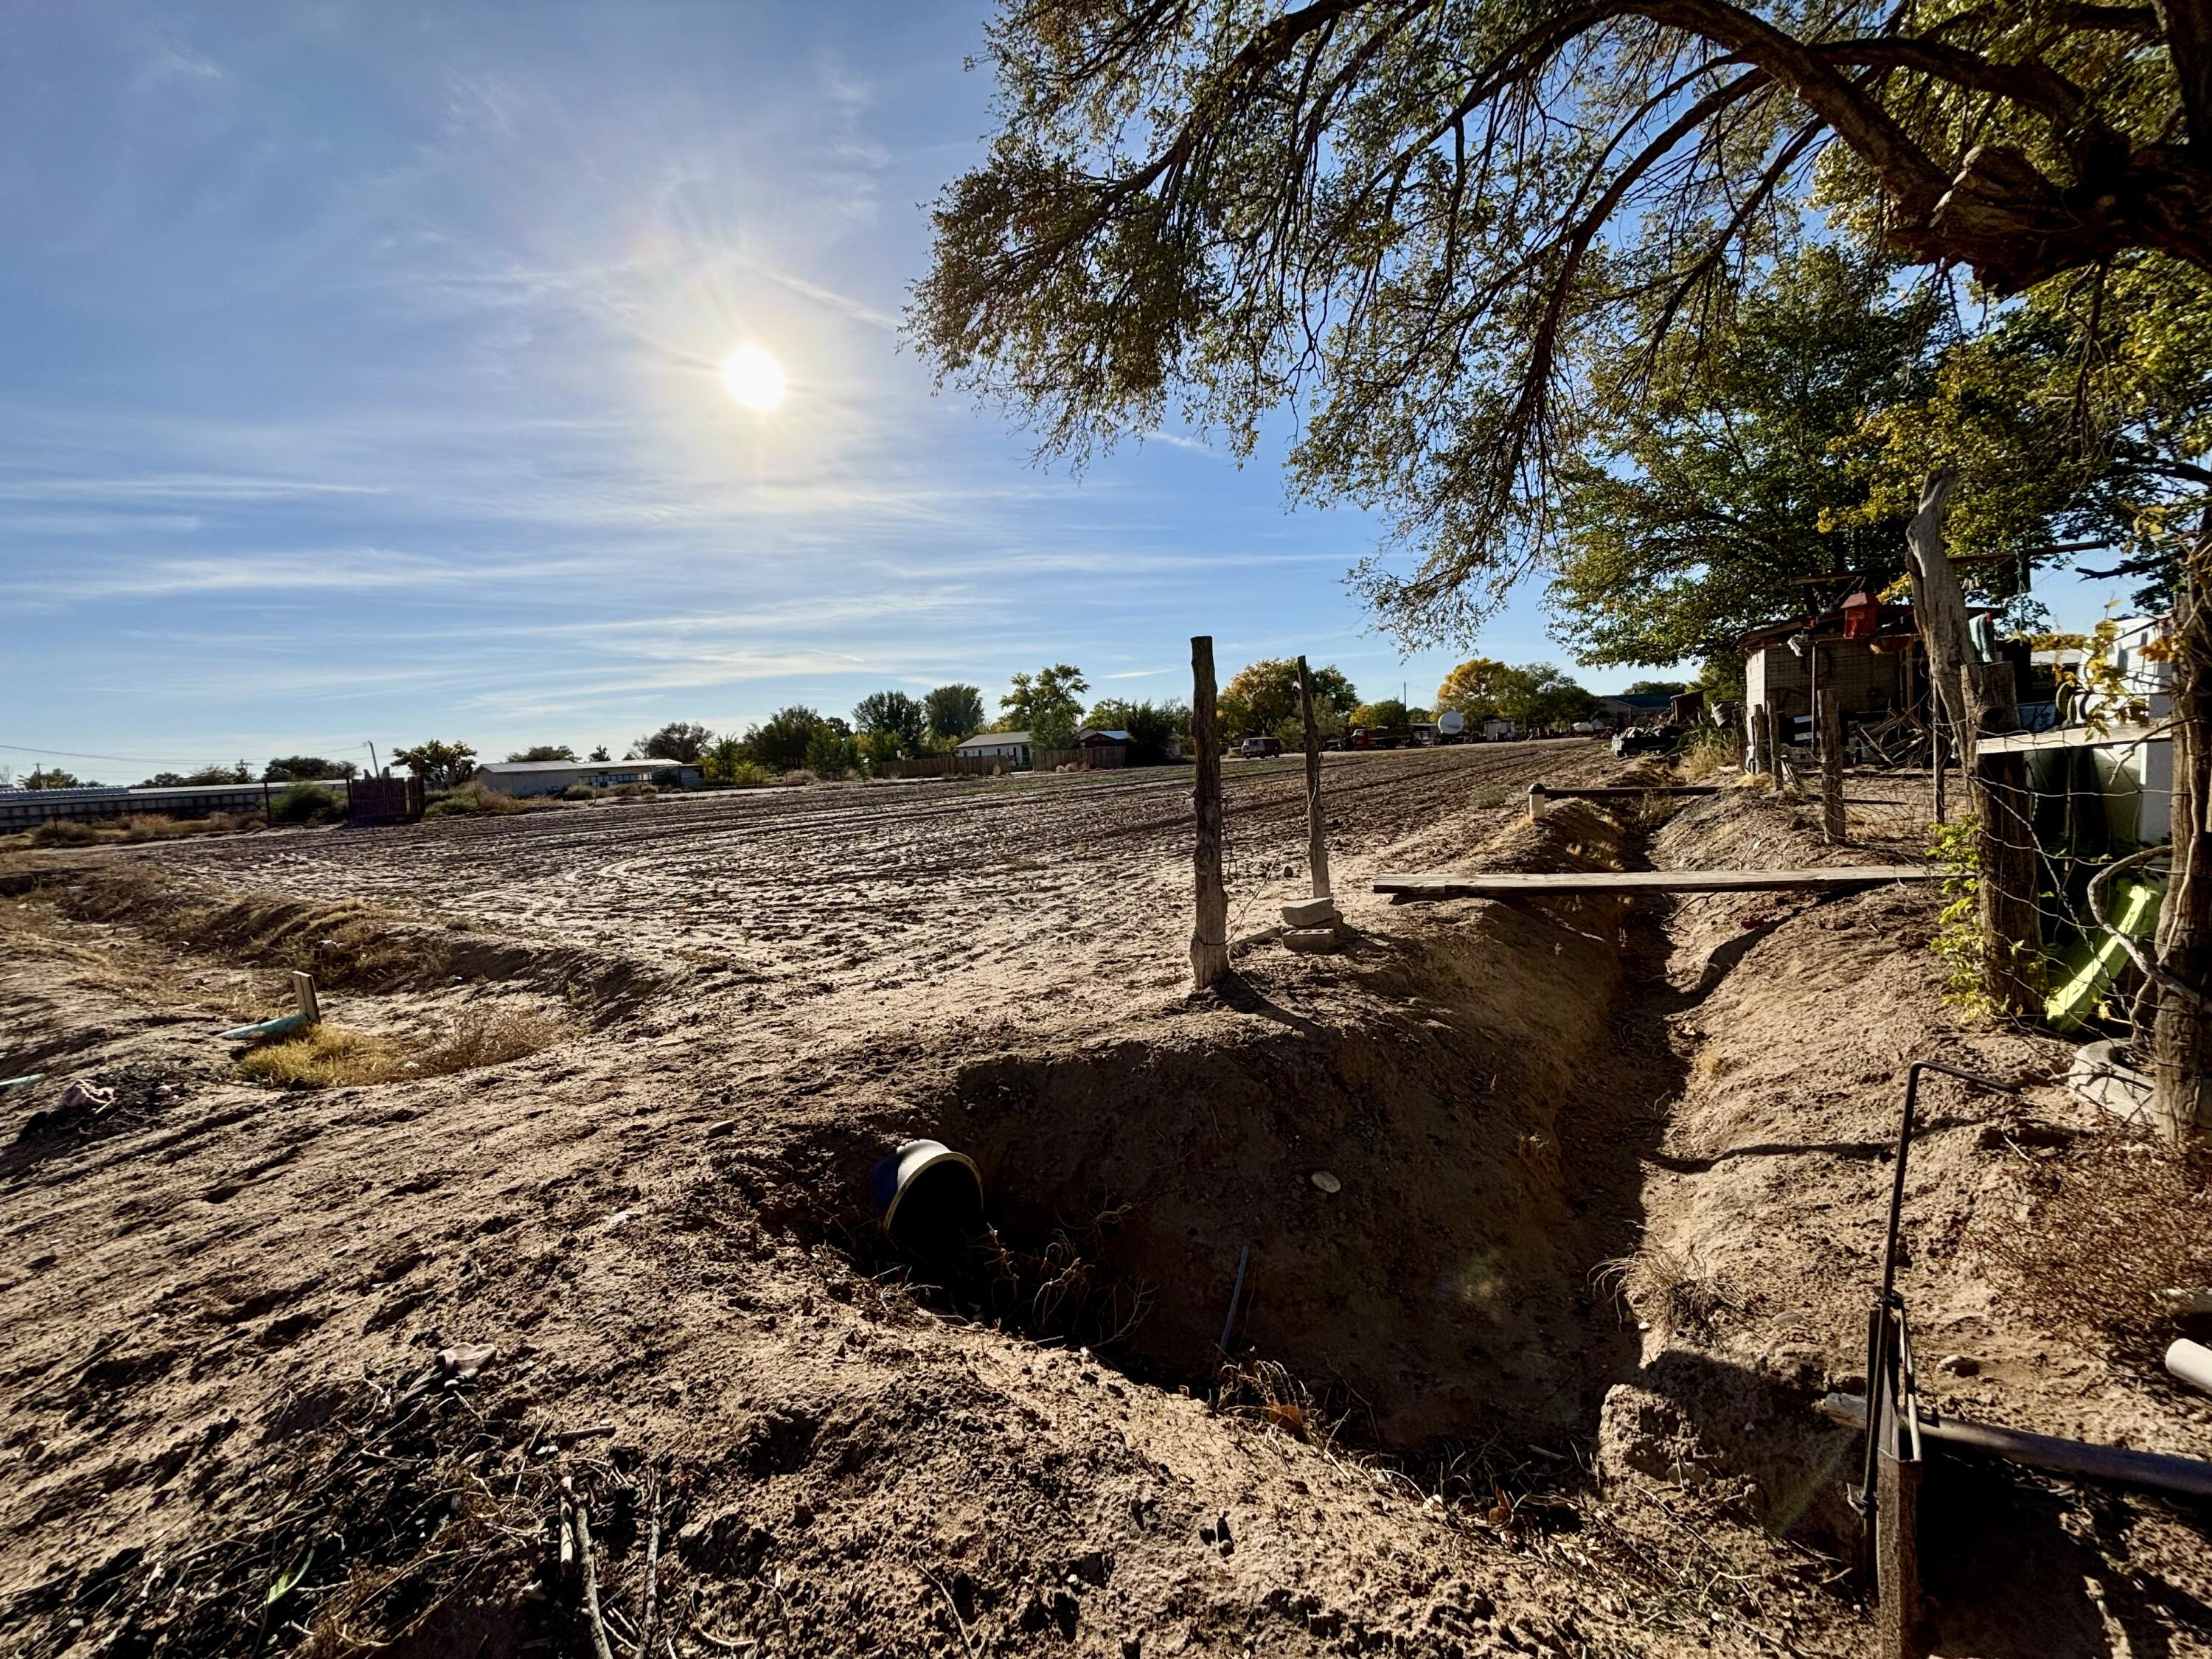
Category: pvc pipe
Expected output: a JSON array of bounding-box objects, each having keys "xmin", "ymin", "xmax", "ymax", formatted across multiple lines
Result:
[
  {"xmin": 217, "ymin": 1012, "xmax": 309, "ymax": 1043},
  {"xmin": 0, "ymin": 1074, "xmax": 44, "ymax": 1091},
  {"xmin": 1820, "ymin": 1393, "xmax": 2212, "ymax": 1500},
  {"xmin": 2167, "ymin": 1338, "xmax": 2212, "ymax": 1400}
]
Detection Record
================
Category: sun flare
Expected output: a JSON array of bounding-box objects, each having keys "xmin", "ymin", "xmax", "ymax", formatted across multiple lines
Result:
[{"xmin": 720, "ymin": 344, "xmax": 787, "ymax": 411}]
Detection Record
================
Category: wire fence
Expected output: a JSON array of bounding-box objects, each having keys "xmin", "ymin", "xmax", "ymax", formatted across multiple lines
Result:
[{"xmin": 1768, "ymin": 708, "xmax": 2183, "ymax": 1062}]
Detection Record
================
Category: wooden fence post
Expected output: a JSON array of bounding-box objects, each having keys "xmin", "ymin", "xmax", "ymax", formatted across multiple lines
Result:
[
  {"xmin": 1190, "ymin": 636, "xmax": 1230, "ymax": 990},
  {"xmin": 1963, "ymin": 660, "xmax": 2041, "ymax": 1015},
  {"xmin": 1819, "ymin": 689, "xmax": 1846, "ymax": 844},
  {"xmin": 1297, "ymin": 655, "xmax": 1332, "ymax": 900},
  {"xmin": 1750, "ymin": 702, "xmax": 1772, "ymax": 778},
  {"xmin": 1767, "ymin": 703, "xmax": 1791, "ymax": 791},
  {"xmin": 1931, "ymin": 717, "xmax": 1947, "ymax": 825}
]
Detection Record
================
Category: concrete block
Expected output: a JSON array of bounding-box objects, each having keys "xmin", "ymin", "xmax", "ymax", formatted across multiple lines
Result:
[
  {"xmin": 1279, "ymin": 895, "xmax": 1341, "ymax": 928},
  {"xmin": 1282, "ymin": 926, "xmax": 1341, "ymax": 954}
]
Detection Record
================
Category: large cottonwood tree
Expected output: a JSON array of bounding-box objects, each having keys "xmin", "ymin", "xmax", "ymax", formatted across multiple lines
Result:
[{"xmin": 916, "ymin": 0, "xmax": 2212, "ymax": 639}]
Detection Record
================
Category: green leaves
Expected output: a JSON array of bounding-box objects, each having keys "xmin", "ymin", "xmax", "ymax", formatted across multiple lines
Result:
[{"xmin": 265, "ymin": 1544, "xmax": 314, "ymax": 1607}]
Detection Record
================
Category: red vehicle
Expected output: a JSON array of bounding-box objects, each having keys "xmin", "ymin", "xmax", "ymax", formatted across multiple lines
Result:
[{"xmin": 1348, "ymin": 726, "xmax": 1402, "ymax": 751}]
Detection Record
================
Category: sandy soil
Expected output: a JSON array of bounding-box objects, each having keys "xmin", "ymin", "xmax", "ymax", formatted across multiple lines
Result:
[{"xmin": 2, "ymin": 745, "xmax": 2208, "ymax": 1658}]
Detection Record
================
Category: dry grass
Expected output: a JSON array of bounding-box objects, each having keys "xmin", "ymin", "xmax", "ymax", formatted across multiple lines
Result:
[
  {"xmin": 18, "ymin": 812, "xmax": 265, "ymax": 850},
  {"xmin": 422, "ymin": 781, "xmax": 554, "ymax": 818},
  {"xmin": 235, "ymin": 1024, "xmax": 400, "ymax": 1087},
  {"xmin": 1674, "ymin": 729, "xmax": 1738, "ymax": 782},
  {"xmin": 236, "ymin": 1006, "xmax": 569, "ymax": 1088},
  {"xmin": 1978, "ymin": 1133, "xmax": 2212, "ymax": 1363},
  {"xmin": 1593, "ymin": 1242, "xmax": 1741, "ymax": 1346}
]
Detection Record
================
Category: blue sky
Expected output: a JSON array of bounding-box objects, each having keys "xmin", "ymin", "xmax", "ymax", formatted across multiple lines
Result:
[{"xmin": 1, "ymin": 2, "xmax": 2139, "ymax": 780}]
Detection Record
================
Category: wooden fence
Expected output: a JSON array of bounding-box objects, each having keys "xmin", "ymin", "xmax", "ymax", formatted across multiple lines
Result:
[{"xmin": 870, "ymin": 753, "xmax": 1019, "ymax": 780}]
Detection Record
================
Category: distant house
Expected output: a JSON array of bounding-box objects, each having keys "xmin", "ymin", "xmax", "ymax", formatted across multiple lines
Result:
[
  {"xmin": 956, "ymin": 731, "xmax": 1032, "ymax": 767},
  {"xmin": 473, "ymin": 759, "xmax": 702, "ymax": 797}
]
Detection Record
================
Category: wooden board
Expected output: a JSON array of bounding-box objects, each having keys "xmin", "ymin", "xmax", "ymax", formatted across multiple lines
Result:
[{"xmin": 1374, "ymin": 866, "xmax": 1935, "ymax": 900}]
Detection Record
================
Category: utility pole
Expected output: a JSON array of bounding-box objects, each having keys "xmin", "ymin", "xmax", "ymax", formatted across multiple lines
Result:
[{"xmin": 1190, "ymin": 636, "xmax": 1229, "ymax": 990}]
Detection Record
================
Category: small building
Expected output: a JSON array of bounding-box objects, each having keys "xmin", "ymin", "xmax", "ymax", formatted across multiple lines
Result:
[
  {"xmin": 1987, "ymin": 614, "xmax": 2175, "ymax": 841},
  {"xmin": 1075, "ymin": 728, "xmax": 1132, "ymax": 768},
  {"xmin": 1739, "ymin": 597, "xmax": 1950, "ymax": 752},
  {"xmin": 1593, "ymin": 692, "xmax": 1675, "ymax": 728},
  {"xmin": 956, "ymin": 731, "xmax": 1032, "ymax": 768},
  {"xmin": 473, "ymin": 759, "xmax": 701, "ymax": 797}
]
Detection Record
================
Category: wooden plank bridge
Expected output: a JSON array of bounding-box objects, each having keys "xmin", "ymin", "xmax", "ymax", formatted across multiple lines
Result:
[{"xmin": 1374, "ymin": 866, "xmax": 1936, "ymax": 900}]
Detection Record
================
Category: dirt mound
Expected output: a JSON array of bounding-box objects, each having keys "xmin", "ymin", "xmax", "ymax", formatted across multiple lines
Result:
[{"xmin": 8, "ymin": 862, "xmax": 669, "ymax": 1016}]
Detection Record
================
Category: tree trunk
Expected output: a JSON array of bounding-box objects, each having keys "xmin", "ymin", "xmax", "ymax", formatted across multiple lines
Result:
[
  {"xmin": 1297, "ymin": 655, "xmax": 1332, "ymax": 900},
  {"xmin": 1190, "ymin": 636, "xmax": 1230, "ymax": 990},
  {"xmin": 2154, "ymin": 539, "xmax": 2212, "ymax": 1141},
  {"xmin": 1910, "ymin": 468, "xmax": 2040, "ymax": 1010},
  {"xmin": 1906, "ymin": 470, "xmax": 1969, "ymax": 742}
]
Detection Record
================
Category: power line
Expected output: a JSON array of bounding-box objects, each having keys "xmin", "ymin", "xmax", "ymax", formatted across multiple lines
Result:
[{"xmin": 0, "ymin": 739, "xmax": 374, "ymax": 766}]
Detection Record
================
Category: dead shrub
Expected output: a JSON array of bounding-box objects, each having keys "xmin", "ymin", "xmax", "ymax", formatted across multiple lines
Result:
[
  {"xmin": 414, "ymin": 1006, "xmax": 568, "ymax": 1072},
  {"xmin": 1977, "ymin": 1133, "xmax": 2212, "ymax": 1363},
  {"xmin": 114, "ymin": 814, "xmax": 198, "ymax": 841},
  {"xmin": 1216, "ymin": 1357, "xmax": 1331, "ymax": 1443},
  {"xmin": 29, "ymin": 818, "xmax": 107, "ymax": 847},
  {"xmin": 423, "ymin": 781, "xmax": 547, "ymax": 818}
]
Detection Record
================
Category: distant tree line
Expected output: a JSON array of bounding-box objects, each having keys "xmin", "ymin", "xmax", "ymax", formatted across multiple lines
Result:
[{"xmin": 309, "ymin": 653, "xmax": 1642, "ymax": 807}]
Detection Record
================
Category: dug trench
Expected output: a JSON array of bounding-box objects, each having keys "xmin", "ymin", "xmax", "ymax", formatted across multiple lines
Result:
[
  {"xmin": 13, "ymin": 771, "xmax": 2205, "ymax": 1654},
  {"xmin": 752, "ymin": 794, "xmax": 1859, "ymax": 1531}
]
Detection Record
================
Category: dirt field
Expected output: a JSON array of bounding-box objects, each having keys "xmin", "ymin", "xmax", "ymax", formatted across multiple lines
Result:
[{"xmin": 4, "ymin": 743, "xmax": 2211, "ymax": 1658}]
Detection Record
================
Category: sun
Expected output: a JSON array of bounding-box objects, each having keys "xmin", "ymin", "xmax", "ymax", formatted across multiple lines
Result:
[{"xmin": 720, "ymin": 344, "xmax": 787, "ymax": 411}]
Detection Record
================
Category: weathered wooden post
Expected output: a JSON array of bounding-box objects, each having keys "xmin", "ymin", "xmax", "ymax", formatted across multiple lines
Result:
[
  {"xmin": 1819, "ymin": 689, "xmax": 1846, "ymax": 844},
  {"xmin": 1964, "ymin": 660, "xmax": 2041, "ymax": 1014},
  {"xmin": 1750, "ymin": 702, "xmax": 1772, "ymax": 778},
  {"xmin": 1190, "ymin": 636, "xmax": 1230, "ymax": 990},
  {"xmin": 1767, "ymin": 703, "xmax": 1790, "ymax": 791},
  {"xmin": 1297, "ymin": 655, "xmax": 1331, "ymax": 900}
]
